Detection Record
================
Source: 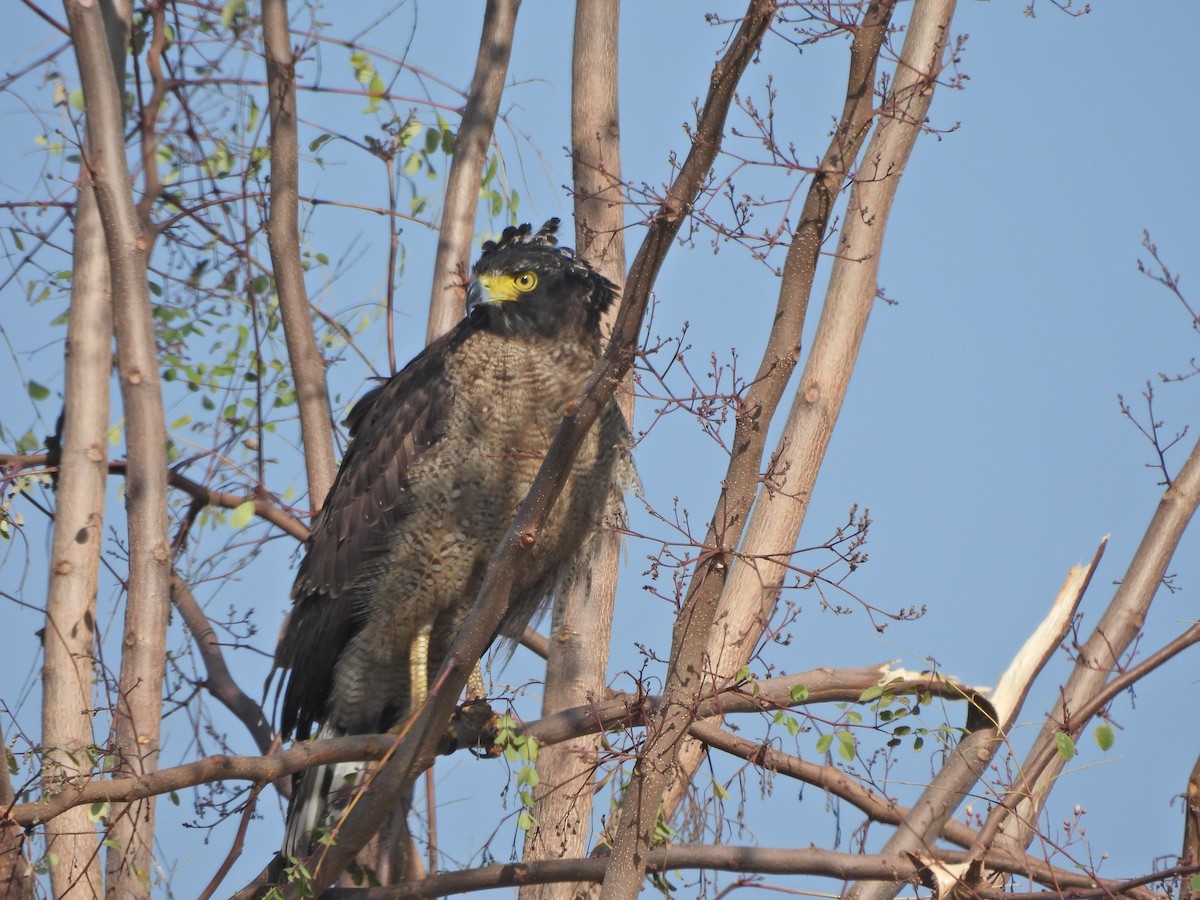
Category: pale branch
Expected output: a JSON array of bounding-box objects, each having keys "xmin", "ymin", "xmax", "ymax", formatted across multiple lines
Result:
[
  {"xmin": 39, "ymin": 7, "xmax": 123, "ymax": 895},
  {"xmin": 169, "ymin": 576, "xmax": 274, "ymax": 755},
  {"xmin": 846, "ymin": 538, "xmax": 1106, "ymax": 900},
  {"xmin": 64, "ymin": 0, "xmax": 173, "ymax": 893},
  {"xmin": 284, "ymin": 0, "xmax": 780, "ymax": 892},
  {"xmin": 40, "ymin": 92, "xmax": 113, "ymax": 900},
  {"xmin": 425, "ymin": 0, "xmax": 519, "ymax": 343},
  {"xmin": 990, "ymin": 540, "xmax": 1105, "ymax": 724},
  {"xmin": 0, "ymin": 453, "xmax": 309, "ymax": 541},
  {"xmin": 975, "ymin": 432, "xmax": 1200, "ymax": 858},
  {"xmin": 316, "ymin": 844, "xmax": 1155, "ymax": 900},
  {"xmin": 661, "ymin": 0, "xmax": 900, "ymax": 823},
  {"xmin": 522, "ymin": 1, "xmax": 628, "ymax": 891},
  {"xmin": 263, "ymin": 0, "xmax": 337, "ymax": 514}
]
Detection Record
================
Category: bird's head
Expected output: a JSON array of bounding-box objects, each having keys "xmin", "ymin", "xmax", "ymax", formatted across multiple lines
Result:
[{"xmin": 466, "ymin": 218, "xmax": 618, "ymax": 338}]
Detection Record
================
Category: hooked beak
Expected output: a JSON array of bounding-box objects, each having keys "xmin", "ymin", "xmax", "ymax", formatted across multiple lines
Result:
[{"xmin": 465, "ymin": 279, "xmax": 487, "ymax": 313}]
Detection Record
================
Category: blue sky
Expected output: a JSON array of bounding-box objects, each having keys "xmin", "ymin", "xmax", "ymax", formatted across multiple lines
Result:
[{"xmin": 2, "ymin": 1, "xmax": 1199, "ymax": 895}]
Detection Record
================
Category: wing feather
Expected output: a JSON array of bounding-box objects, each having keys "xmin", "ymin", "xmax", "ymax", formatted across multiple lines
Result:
[{"xmin": 276, "ymin": 326, "xmax": 465, "ymax": 739}]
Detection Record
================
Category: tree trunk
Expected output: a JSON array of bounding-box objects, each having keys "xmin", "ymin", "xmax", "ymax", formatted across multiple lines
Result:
[
  {"xmin": 63, "ymin": 0, "xmax": 172, "ymax": 895},
  {"xmin": 520, "ymin": 3, "xmax": 627, "ymax": 897},
  {"xmin": 425, "ymin": 0, "xmax": 521, "ymax": 343},
  {"xmin": 41, "ymin": 176, "xmax": 111, "ymax": 900},
  {"xmin": 43, "ymin": 0, "xmax": 128, "ymax": 891}
]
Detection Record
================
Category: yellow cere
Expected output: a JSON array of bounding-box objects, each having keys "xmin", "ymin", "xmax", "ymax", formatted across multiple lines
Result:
[{"xmin": 478, "ymin": 270, "xmax": 538, "ymax": 302}]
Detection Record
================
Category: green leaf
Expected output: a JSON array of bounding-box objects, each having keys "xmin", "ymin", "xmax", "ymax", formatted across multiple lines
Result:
[
  {"xmin": 230, "ymin": 500, "xmax": 256, "ymax": 530},
  {"xmin": 815, "ymin": 733, "xmax": 832, "ymax": 755},
  {"xmin": 220, "ymin": 0, "xmax": 246, "ymax": 30},
  {"xmin": 350, "ymin": 51, "xmax": 372, "ymax": 84},
  {"xmin": 365, "ymin": 71, "xmax": 385, "ymax": 113},
  {"xmin": 27, "ymin": 381, "xmax": 50, "ymax": 401},
  {"xmin": 858, "ymin": 684, "xmax": 884, "ymax": 703},
  {"xmin": 837, "ymin": 730, "xmax": 856, "ymax": 763},
  {"xmin": 169, "ymin": 415, "xmax": 191, "ymax": 429},
  {"xmin": 1094, "ymin": 724, "xmax": 1114, "ymax": 752},
  {"xmin": 69, "ymin": 88, "xmax": 85, "ymax": 111},
  {"xmin": 1054, "ymin": 731, "xmax": 1076, "ymax": 762},
  {"xmin": 789, "ymin": 683, "xmax": 808, "ymax": 703},
  {"xmin": 712, "ymin": 779, "xmax": 730, "ymax": 801}
]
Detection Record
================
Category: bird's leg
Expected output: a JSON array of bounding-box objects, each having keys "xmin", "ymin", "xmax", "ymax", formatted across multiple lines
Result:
[
  {"xmin": 409, "ymin": 623, "xmax": 433, "ymax": 710},
  {"xmin": 465, "ymin": 664, "xmax": 486, "ymax": 702},
  {"xmin": 407, "ymin": 624, "xmax": 497, "ymax": 755}
]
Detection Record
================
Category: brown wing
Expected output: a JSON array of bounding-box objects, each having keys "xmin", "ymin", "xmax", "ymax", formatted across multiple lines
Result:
[{"xmin": 275, "ymin": 327, "xmax": 464, "ymax": 739}]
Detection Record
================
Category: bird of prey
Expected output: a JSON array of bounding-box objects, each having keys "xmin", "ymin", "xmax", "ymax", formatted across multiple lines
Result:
[{"xmin": 273, "ymin": 219, "xmax": 628, "ymax": 858}]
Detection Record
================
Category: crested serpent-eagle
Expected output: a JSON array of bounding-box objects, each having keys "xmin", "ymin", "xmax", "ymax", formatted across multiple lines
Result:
[{"xmin": 273, "ymin": 219, "xmax": 629, "ymax": 857}]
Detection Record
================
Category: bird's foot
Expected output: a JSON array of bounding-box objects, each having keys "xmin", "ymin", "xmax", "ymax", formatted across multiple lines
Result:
[{"xmin": 437, "ymin": 698, "xmax": 501, "ymax": 757}]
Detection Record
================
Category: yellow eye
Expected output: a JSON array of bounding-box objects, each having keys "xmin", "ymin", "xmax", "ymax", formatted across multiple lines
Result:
[{"xmin": 513, "ymin": 271, "xmax": 538, "ymax": 292}]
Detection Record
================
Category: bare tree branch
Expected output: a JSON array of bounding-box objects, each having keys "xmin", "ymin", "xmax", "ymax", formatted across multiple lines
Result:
[
  {"xmin": 662, "ymin": 0, "xmax": 900, "ymax": 823},
  {"xmin": 0, "ymin": 453, "xmax": 309, "ymax": 541},
  {"xmin": 425, "ymin": 0, "xmax": 520, "ymax": 342},
  {"xmin": 3, "ymin": 665, "xmax": 987, "ymax": 832},
  {"xmin": 170, "ymin": 576, "xmax": 274, "ymax": 755},
  {"xmin": 263, "ymin": 0, "xmax": 337, "ymax": 514},
  {"xmin": 687, "ymin": 719, "xmax": 980, "ymax": 848},
  {"xmin": 315, "ymin": 844, "xmax": 1157, "ymax": 900}
]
